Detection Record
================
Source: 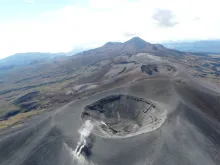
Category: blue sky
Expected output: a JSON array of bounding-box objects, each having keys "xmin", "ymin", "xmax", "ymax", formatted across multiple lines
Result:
[
  {"xmin": 0, "ymin": 0, "xmax": 84, "ymax": 20},
  {"xmin": 0, "ymin": 0, "xmax": 219, "ymax": 58}
]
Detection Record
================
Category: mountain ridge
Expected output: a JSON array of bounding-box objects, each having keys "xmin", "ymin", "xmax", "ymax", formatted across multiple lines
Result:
[
  {"xmin": 77, "ymin": 36, "xmax": 183, "ymax": 58},
  {"xmin": 0, "ymin": 52, "xmax": 65, "ymax": 69},
  {"xmin": 0, "ymin": 37, "xmax": 183, "ymax": 70},
  {"xmin": 163, "ymin": 40, "xmax": 220, "ymax": 53}
]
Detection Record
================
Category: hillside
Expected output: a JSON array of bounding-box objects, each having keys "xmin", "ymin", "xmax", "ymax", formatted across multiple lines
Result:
[{"xmin": 1, "ymin": 36, "xmax": 219, "ymax": 128}]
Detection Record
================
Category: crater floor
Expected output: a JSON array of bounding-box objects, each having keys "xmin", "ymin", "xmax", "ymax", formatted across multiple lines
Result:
[{"xmin": 82, "ymin": 95, "xmax": 166, "ymax": 138}]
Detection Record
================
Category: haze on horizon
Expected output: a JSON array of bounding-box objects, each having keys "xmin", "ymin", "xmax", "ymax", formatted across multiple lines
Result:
[{"xmin": 0, "ymin": 0, "xmax": 220, "ymax": 59}]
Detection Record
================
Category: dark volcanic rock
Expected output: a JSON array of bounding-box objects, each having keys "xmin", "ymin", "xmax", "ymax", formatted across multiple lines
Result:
[
  {"xmin": 141, "ymin": 64, "xmax": 158, "ymax": 75},
  {"xmin": 141, "ymin": 63, "xmax": 176, "ymax": 76},
  {"xmin": 14, "ymin": 91, "xmax": 40, "ymax": 105},
  {"xmin": 20, "ymin": 101, "xmax": 39, "ymax": 112},
  {"xmin": 1, "ymin": 110, "xmax": 21, "ymax": 120},
  {"xmin": 12, "ymin": 91, "xmax": 41, "ymax": 113},
  {"xmin": 164, "ymin": 64, "xmax": 176, "ymax": 72}
]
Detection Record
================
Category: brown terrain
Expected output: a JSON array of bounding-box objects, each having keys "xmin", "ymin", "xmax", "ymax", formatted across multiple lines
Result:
[
  {"xmin": 0, "ymin": 37, "xmax": 219, "ymax": 129},
  {"xmin": 0, "ymin": 37, "xmax": 220, "ymax": 165}
]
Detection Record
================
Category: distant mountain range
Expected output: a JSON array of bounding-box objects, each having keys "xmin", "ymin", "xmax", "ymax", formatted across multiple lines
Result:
[
  {"xmin": 77, "ymin": 37, "xmax": 182, "ymax": 58},
  {"xmin": 0, "ymin": 49, "xmax": 86, "ymax": 70},
  {"xmin": 2, "ymin": 39, "xmax": 220, "ymax": 70},
  {"xmin": 0, "ymin": 37, "xmax": 183, "ymax": 71},
  {"xmin": 0, "ymin": 52, "xmax": 65, "ymax": 70},
  {"xmin": 7, "ymin": 37, "xmax": 220, "ymax": 71},
  {"xmin": 163, "ymin": 40, "xmax": 220, "ymax": 53}
]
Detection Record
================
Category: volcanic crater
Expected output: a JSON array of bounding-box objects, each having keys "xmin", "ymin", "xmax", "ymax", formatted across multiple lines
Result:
[{"xmin": 82, "ymin": 95, "xmax": 166, "ymax": 138}]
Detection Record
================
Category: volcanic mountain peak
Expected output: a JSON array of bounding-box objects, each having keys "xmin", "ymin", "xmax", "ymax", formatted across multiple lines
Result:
[
  {"xmin": 126, "ymin": 36, "xmax": 150, "ymax": 44},
  {"xmin": 124, "ymin": 36, "xmax": 152, "ymax": 49},
  {"xmin": 126, "ymin": 36, "xmax": 148, "ymax": 43},
  {"xmin": 103, "ymin": 37, "xmax": 150, "ymax": 48},
  {"xmin": 75, "ymin": 36, "xmax": 182, "ymax": 60}
]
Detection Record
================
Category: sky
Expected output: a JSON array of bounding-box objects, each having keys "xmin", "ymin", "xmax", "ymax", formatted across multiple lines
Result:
[{"xmin": 0, "ymin": 0, "xmax": 220, "ymax": 59}]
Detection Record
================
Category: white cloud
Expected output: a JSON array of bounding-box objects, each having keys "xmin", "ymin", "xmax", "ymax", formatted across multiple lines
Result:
[
  {"xmin": 152, "ymin": 9, "xmax": 178, "ymax": 27},
  {"xmin": 0, "ymin": 0, "xmax": 220, "ymax": 58}
]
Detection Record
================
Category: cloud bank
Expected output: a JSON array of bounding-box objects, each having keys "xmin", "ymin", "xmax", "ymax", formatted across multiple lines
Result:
[{"xmin": 0, "ymin": 0, "xmax": 220, "ymax": 58}]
